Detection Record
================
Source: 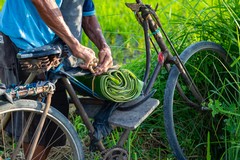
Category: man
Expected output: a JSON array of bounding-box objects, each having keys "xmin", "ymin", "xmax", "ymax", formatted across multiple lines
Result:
[
  {"xmin": 0, "ymin": 0, "xmax": 113, "ymax": 159},
  {"xmin": 0, "ymin": 0, "xmax": 113, "ymax": 75}
]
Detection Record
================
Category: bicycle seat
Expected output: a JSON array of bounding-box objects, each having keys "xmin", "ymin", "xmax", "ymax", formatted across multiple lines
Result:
[
  {"xmin": 17, "ymin": 39, "xmax": 65, "ymax": 72},
  {"xmin": 17, "ymin": 43, "xmax": 62, "ymax": 59}
]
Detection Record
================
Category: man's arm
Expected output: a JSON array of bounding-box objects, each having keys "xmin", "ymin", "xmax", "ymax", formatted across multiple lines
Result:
[
  {"xmin": 31, "ymin": 0, "xmax": 96, "ymax": 70},
  {"xmin": 82, "ymin": 15, "xmax": 113, "ymax": 74}
]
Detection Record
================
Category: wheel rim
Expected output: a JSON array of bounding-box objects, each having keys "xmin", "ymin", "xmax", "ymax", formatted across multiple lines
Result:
[
  {"xmin": 0, "ymin": 100, "xmax": 83, "ymax": 160},
  {"xmin": 164, "ymin": 42, "xmax": 235, "ymax": 159}
]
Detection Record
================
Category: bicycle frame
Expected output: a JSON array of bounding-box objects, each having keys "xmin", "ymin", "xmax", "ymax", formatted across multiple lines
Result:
[
  {"xmin": 46, "ymin": 0, "xmax": 207, "ymax": 153},
  {"xmin": 126, "ymin": 1, "xmax": 205, "ymax": 109}
]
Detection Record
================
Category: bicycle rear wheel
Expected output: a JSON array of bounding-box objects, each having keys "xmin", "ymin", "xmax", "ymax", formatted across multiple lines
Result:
[
  {"xmin": 164, "ymin": 41, "xmax": 235, "ymax": 159},
  {"xmin": 0, "ymin": 99, "xmax": 84, "ymax": 160}
]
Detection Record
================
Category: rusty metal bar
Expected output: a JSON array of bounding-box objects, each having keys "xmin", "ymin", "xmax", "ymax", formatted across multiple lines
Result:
[
  {"xmin": 26, "ymin": 93, "xmax": 53, "ymax": 160},
  {"xmin": 24, "ymin": 72, "xmax": 37, "ymax": 85},
  {"xmin": 11, "ymin": 112, "xmax": 35, "ymax": 160},
  {"xmin": 61, "ymin": 77, "xmax": 105, "ymax": 151},
  {"xmin": 117, "ymin": 129, "xmax": 131, "ymax": 147}
]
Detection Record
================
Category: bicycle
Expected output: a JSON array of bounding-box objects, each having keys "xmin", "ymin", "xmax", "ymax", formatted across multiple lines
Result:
[{"xmin": 0, "ymin": 0, "xmax": 234, "ymax": 159}]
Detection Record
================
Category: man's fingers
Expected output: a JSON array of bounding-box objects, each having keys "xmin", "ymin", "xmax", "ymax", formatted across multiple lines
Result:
[
  {"xmin": 93, "ymin": 60, "xmax": 113, "ymax": 75},
  {"xmin": 98, "ymin": 52, "xmax": 103, "ymax": 63},
  {"xmin": 79, "ymin": 57, "xmax": 99, "ymax": 74}
]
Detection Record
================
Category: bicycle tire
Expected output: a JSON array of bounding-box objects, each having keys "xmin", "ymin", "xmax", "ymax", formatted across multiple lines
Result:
[
  {"xmin": 0, "ymin": 99, "xmax": 84, "ymax": 160},
  {"xmin": 164, "ymin": 41, "xmax": 233, "ymax": 159}
]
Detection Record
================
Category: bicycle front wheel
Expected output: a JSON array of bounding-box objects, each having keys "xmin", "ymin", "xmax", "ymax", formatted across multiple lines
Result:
[
  {"xmin": 0, "ymin": 99, "xmax": 84, "ymax": 160},
  {"xmin": 164, "ymin": 41, "xmax": 234, "ymax": 159}
]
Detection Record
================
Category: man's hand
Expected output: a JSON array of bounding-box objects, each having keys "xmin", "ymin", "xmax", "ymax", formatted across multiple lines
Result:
[
  {"xmin": 94, "ymin": 46, "xmax": 113, "ymax": 75},
  {"xmin": 67, "ymin": 39, "xmax": 97, "ymax": 72},
  {"xmin": 78, "ymin": 45, "xmax": 98, "ymax": 70},
  {"xmin": 82, "ymin": 16, "xmax": 113, "ymax": 75}
]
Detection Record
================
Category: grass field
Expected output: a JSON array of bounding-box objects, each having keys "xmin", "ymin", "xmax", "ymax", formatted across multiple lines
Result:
[{"xmin": 0, "ymin": 0, "xmax": 239, "ymax": 159}]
